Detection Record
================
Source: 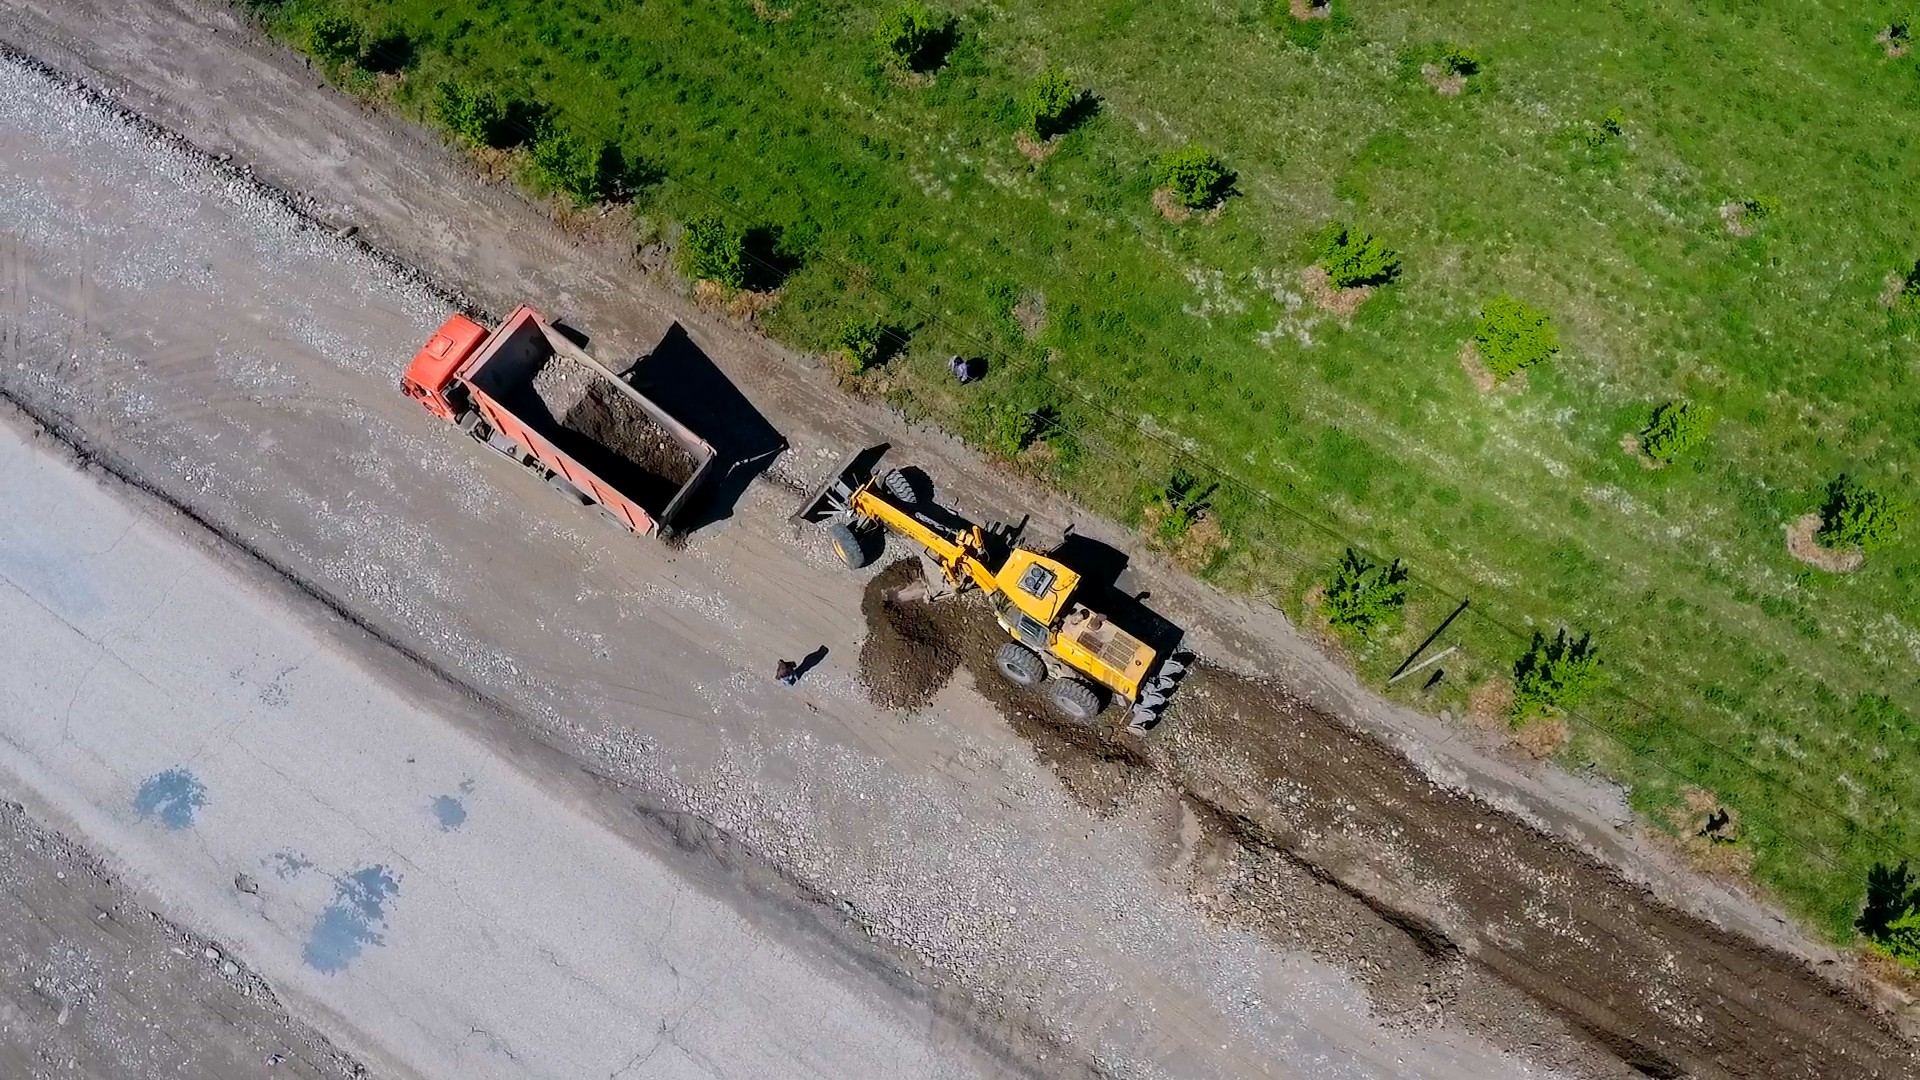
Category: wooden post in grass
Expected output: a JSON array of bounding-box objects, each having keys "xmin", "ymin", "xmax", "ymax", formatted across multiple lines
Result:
[{"xmin": 1390, "ymin": 597, "xmax": 1470, "ymax": 683}]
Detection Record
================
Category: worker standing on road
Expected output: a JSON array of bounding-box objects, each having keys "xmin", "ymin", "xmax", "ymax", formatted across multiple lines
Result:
[{"xmin": 775, "ymin": 658, "xmax": 799, "ymax": 686}]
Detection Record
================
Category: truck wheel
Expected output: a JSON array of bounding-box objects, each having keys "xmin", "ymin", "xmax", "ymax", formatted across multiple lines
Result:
[
  {"xmin": 881, "ymin": 468, "xmax": 921, "ymax": 506},
  {"xmin": 995, "ymin": 643, "xmax": 1046, "ymax": 687},
  {"xmin": 1047, "ymin": 679, "xmax": 1101, "ymax": 723},
  {"xmin": 825, "ymin": 521, "xmax": 877, "ymax": 570}
]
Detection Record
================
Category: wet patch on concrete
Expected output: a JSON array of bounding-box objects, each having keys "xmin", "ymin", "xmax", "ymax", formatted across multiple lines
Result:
[
  {"xmin": 430, "ymin": 794, "xmax": 467, "ymax": 831},
  {"xmin": 302, "ymin": 865, "xmax": 400, "ymax": 975},
  {"xmin": 430, "ymin": 777, "xmax": 474, "ymax": 831},
  {"xmin": 269, "ymin": 849, "xmax": 314, "ymax": 880},
  {"xmin": 132, "ymin": 767, "xmax": 206, "ymax": 830}
]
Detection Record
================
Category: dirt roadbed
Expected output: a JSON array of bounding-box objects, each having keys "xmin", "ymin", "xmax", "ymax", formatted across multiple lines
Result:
[
  {"xmin": 0, "ymin": 797, "xmax": 364, "ymax": 1080},
  {"xmin": 858, "ymin": 562, "xmax": 1919, "ymax": 1080}
]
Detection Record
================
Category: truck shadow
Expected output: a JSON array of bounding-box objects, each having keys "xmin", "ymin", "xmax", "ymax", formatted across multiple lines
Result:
[{"xmin": 619, "ymin": 323, "xmax": 786, "ymax": 531}]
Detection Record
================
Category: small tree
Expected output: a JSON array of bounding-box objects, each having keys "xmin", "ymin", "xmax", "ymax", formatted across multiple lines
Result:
[
  {"xmin": 838, "ymin": 316, "xmax": 886, "ymax": 373},
  {"xmin": 305, "ymin": 10, "xmax": 366, "ymax": 66},
  {"xmin": 1024, "ymin": 66, "xmax": 1079, "ymax": 139},
  {"xmin": 1320, "ymin": 549, "xmax": 1410, "ymax": 633},
  {"xmin": 1639, "ymin": 400, "xmax": 1710, "ymax": 463},
  {"xmin": 979, "ymin": 400, "xmax": 1042, "ymax": 457},
  {"xmin": 874, "ymin": 4, "xmax": 948, "ymax": 71},
  {"xmin": 1859, "ymin": 860, "xmax": 1920, "ymax": 939},
  {"xmin": 680, "ymin": 213, "xmax": 747, "ymax": 289},
  {"xmin": 1511, "ymin": 628, "xmax": 1601, "ymax": 719},
  {"xmin": 1316, "ymin": 224, "xmax": 1401, "ymax": 289},
  {"xmin": 1155, "ymin": 145, "xmax": 1232, "ymax": 210},
  {"xmin": 1473, "ymin": 296, "xmax": 1559, "ymax": 379},
  {"xmin": 1817, "ymin": 474, "xmax": 1907, "ymax": 552}
]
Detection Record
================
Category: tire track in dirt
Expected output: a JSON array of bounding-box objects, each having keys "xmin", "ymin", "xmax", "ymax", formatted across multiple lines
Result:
[{"xmin": 856, "ymin": 565, "xmax": 1919, "ymax": 1080}]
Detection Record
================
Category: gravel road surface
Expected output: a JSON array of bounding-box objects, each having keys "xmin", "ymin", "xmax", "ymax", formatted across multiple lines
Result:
[{"xmin": 0, "ymin": 4, "xmax": 1912, "ymax": 1078}]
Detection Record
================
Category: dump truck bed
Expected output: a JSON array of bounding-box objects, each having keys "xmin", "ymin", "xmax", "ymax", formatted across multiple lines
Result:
[{"xmin": 458, "ymin": 307, "xmax": 717, "ymax": 535}]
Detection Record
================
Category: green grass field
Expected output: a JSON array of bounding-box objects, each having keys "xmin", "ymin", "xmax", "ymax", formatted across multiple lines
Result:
[{"xmin": 258, "ymin": 0, "xmax": 1920, "ymax": 938}]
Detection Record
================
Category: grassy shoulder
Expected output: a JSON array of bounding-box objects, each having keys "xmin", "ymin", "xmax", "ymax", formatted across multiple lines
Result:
[{"xmin": 248, "ymin": 0, "xmax": 1920, "ymax": 942}]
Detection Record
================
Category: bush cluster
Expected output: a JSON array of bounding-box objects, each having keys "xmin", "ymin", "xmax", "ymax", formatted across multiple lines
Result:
[
  {"xmin": 680, "ymin": 213, "xmax": 747, "ymax": 289},
  {"xmin": 1640, "ymin": 400, "xmax": 1710, "ymax": 463},
  {"xmin": 1817, "ymin": 474, "xmax": 1907, "ymax": 552},
  {"xmin": 1024, "ymin": 67, "xmax": 1079, "ymax": 139},
  {"xmin": 1472, "ymin": 296, "xmax": 1559, "ymax": 379},
  {"xmin": 1155, "ymin": 145, "xmax": 1232, "ymax": 210},
  {"xmin": 1320, "ymin": 548, "xmax": 1409, "ymax": 633},
  {"xmin": 1896, "ymin": 259, "xmax": 1920, "ymax": 317},
  {"xmin": 1512, "ymin": 629, "xmax": 1601, "ymax": 719},
  {"xmin": 1316, "ymin": 224, "xmax": 1401, "ymax": 288}
]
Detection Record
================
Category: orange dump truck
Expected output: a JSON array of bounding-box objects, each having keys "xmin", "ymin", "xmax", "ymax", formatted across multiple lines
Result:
[{"xmin": 402, "ymin": 305, "xmax": 718, "ymax": 538}]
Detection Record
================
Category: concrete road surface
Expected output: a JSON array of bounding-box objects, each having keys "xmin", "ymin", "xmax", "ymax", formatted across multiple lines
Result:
[{"xmin": 0, "ymin": 418, "xmax": 1008, "ymax": 1080}]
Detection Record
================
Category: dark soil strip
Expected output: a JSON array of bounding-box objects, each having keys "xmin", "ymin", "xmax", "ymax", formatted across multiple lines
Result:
[{"xmin": 856, "ymin": 575, "xmax": 1920, "ymax": 1080}]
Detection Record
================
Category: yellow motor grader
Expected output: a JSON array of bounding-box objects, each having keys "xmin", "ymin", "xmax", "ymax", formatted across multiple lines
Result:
[{"xmin": 793, "ymin": 449, "xmax": 1185, "ymax": 730}]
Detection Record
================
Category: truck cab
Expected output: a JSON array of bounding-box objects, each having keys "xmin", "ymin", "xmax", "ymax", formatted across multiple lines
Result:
[{"xmin": 400, "ymin": 314, "xmax": 488, "ymax": 421}]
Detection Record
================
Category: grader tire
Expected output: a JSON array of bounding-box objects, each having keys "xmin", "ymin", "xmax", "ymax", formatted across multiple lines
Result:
[
  {"xmin": 995, "ymin": 643, "xmax": 1047, "ymax": 687},
  {"xmin": 881, "ymin": 468, "xmax": 921, "ymax": 506},
  {"xmin": 1047, "ymin": 679, "xmax": 1101, "ymax": 724},
  {"xmin": 826, "ymin": 521, "xmax": 877, "ymax": 570}
]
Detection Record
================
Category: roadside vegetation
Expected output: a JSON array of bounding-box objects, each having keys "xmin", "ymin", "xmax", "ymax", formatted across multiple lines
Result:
[{"xmin": 248, "ymin": 0, "xmax": 1920, "ymax": 946}]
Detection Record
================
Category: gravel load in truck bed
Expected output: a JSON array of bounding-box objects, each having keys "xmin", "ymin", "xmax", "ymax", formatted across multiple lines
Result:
[{"xmin": 525, "ymin": 350, "xmax": 697, "ymax": 509}]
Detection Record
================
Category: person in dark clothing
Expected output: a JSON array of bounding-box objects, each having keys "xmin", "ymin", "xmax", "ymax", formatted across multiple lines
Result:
[{"xmin": 775, "ymin": 658, "xmax": 799, "ymax": 686}]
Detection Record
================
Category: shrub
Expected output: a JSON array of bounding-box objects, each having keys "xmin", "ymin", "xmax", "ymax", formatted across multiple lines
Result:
[
  {"xmin": 1438, "ymin": 44, "xmax": 1481, "ymax": 77},
  {"xmin": 529, "ymin": 131, "xmax": 633, "ymax": 206},
  {"xmin": 1153, "ymin": 469, "xmax": 1213, "ymax": 541},
  {"xmin": 1024, "ymin": 66, "xmax": 1079, "ymax": 139},
  {"xmin": 1877, "ymin": 910, "xmax": 1920, "ymax": 967},
  {"xmin": 874, "ymin": 4, "xmax": 949, "ymax": 71},
  {"xmin": 1741, "ymin": 194, "xmax": 1780, "ymax": 221},
  {"xmin": 1639, "ymin": 400, "xmax": 1710, "ymax": 463},
  {"xmin": 1859, "ymin": 860, "xmax": 1919, "ymax": 939},
  {"xmin": 1511, "ymin": 629, "xmax": 1602, "ymax": 718},
  {"xmin": 1316, "ymin": 224, "xmax": 1401, "ymax": 289},
  {"xmin": 1472, "ymin": 296, "xmax": 1559, "ymax": 380},
  {"xmin": 436, "ymin": 82, "xmax": 509, "ymax": 148},
  {"xmin": 838, "ymin": 316, "xmax": 886, "ymax": 372},
  {"xmin": 1817, "ymin": 474, "xmax": 1907, "ymax": 552},
  {"xmin": 1320, "ymin": 548, "xmax": 1409, "ymax": 633},
  {"xmin": 978, "ymin": 400, "xmax": 1044, "ymax": 457},
  {"xmin": 1280, "ymin": 0, "xmax": 1348, "ymax": 51},
  {"xmin": 1155, "ymin": 145, "xmax": 1232, "ymax": 210},
  {"xmin": 304, "ymin": 10, "xmax": 366, "ymax": 66},
  {"xmin": 1896, "ymin": 260, "xmax": 1920, "ymax": 316},
  {"xmin": 680, "ymin": 213, "xmax": 747, "ymax": 289},
  {"xmin": 1580, "ymin": 107, "xmax": 1626, "ymax": 151}
]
